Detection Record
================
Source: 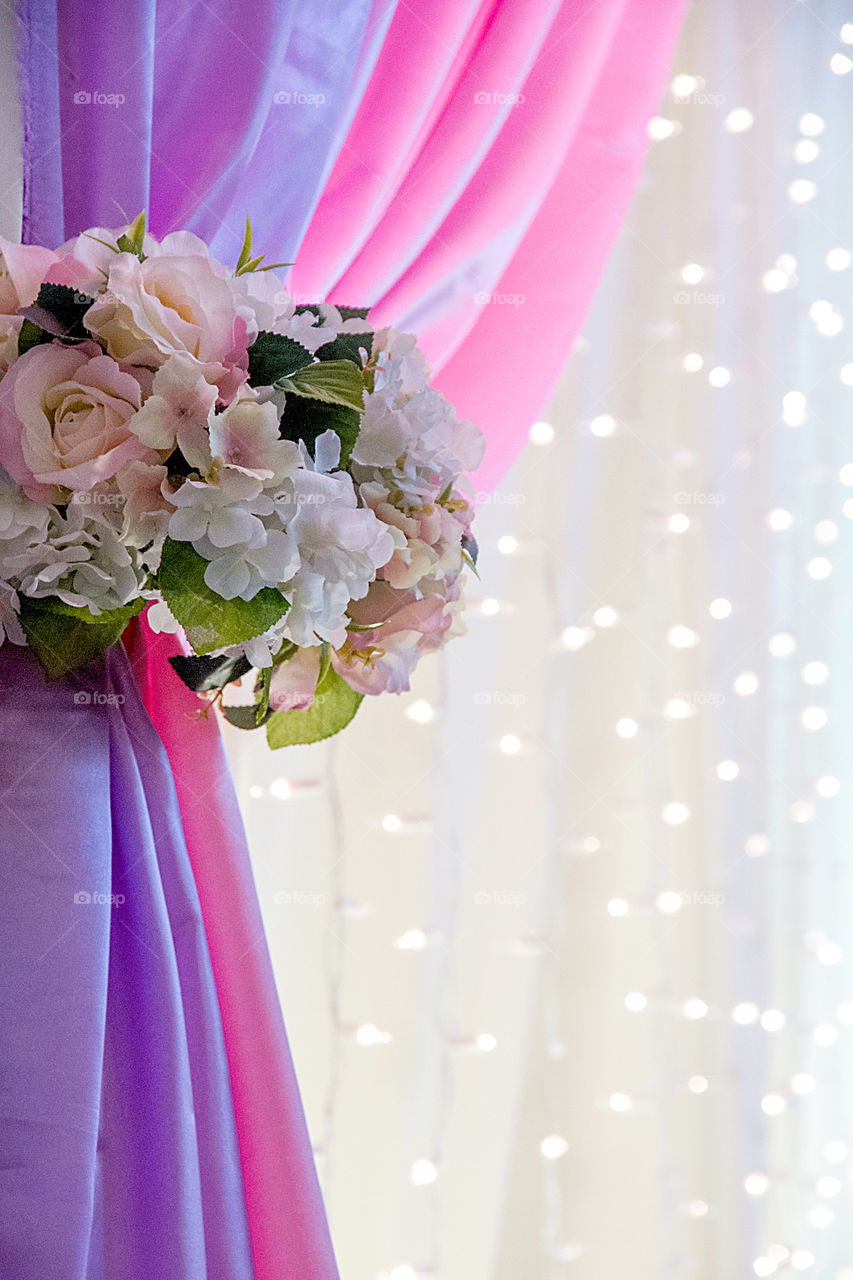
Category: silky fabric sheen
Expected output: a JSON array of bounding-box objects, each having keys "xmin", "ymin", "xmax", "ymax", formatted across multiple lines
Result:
[{"xmin": 0, "ymin": 640, "xmax": 254, "ymax": 1279}]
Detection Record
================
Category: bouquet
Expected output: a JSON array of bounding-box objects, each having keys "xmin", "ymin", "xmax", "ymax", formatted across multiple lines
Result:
[{"xmin": 0, "ymin": 214, "xmax": 483, "ymax": 746}]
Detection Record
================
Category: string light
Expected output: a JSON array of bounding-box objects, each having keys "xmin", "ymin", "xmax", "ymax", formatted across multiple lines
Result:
[
  {"xmin": 799, "ymin": 112, "xmax": 825, "ymax": 135},
  {"xmin": 761, "ymin": 1093, "xmax": 787, "ymax": 1115},
  {"xmin": 529, "ymin": 420, "xmax": 555, "ymax": 445},
  {"xmin": 732, "ymin": 1002, "xmax": 760, "ymax": 1025},
  {"xmin": 616, "ymin": 717, "xmax": 639, "ymax": 738},
  {"xmin": 826, "ymin": 247, "xmax": 851, "ymax": 270},
  {"xmin": 405, "ymin": 700, "xmax": 435, "ymax": 724},
  {"xmin": 745, "ymin": 1173, "xmax": 769, "ymax": 1196},
  {"xmin": 667, "ymin": 624, "xmax": 699, "ymax": 648},
  {"xmin": 710, "ymin": 597, "xmax": 732, "ymax": 618},
  {"xmin": 410, "ymin": 1159, "xmax": 438, "ymax": 1186},
  {"xmin": 668, "ymin": 513, "xmax": 690, "ymax": 533},
  {"xmin": 497, "ymin": 534, "xmax": 518, "ymax": 555},
  {"xmin": 783, "ymin": 391, "xmax": 808, "ymax": 425},
  {"xmin": 560, "ymin": 624, "xmax": 592, "ymax": 650},
  {"xmin": 789, "ymin": 179, "xmax": 817, "ymax": 203},
  {"xmin": 625, "ymin": 992, "xmax": 647, "ymax": 1012},
  {"xmin": 708, "ymin": 365, "xmax": 731, "ymax": 386},
  {"xmin": 593, "ymin": 606, "xmax": 618, "ymax": 628},
  {"xmin": 540, "ymin": 1135, "xmax": 569, "ymax": 1160},
  {"xmin": 590, "ymin": 414, "xmax": 616, "ymax": 437},
  {"xmin": 717, "ymin": 760, "xmax": 739, "ymax": 781},
  {"xmin": 683, "ymin": 352, "xmax": 704, "ymax": 371},
  {"xmin": 760, "ymin": 1009, "xmax": 786, "ymax": 1032},
  {"xmin": 745, "ymin": 834, "xmax": 770, "ymax": 856},
  {"xmin": 499, "ymin": 734, "xmax": 522, "ymax": 755},
  {"xmin": 608, "ymin": 1093, "xmax": 632, "ymax": 1112},
  {"xmin": 735, "ymin": 672, "xmax": 759, "ymax": 696},
  {"xmin": 725, "ymin": 107, "xmax": 754, "ymax": 132},
  {"xmin": 662, "ymin": 802, "xmax": 690, "ymax": 825}
]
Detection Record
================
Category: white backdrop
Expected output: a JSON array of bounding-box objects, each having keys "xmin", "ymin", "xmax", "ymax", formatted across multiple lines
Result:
[{"xmin": 225, "ymin": 3, "xmax": 853, "ymax": 1277}]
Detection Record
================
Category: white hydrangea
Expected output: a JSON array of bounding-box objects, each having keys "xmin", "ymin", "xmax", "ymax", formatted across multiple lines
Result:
[{"xmin": 4, "ymin": 503, "xmax": 146, "ymax": 614}]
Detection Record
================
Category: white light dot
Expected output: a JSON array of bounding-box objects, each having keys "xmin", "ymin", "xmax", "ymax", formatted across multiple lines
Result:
[
  {"xmin": 814, "ymin": 1023, "xmax": 839, "ymax": 1046},
  {"xmin": 668, "ymin": 512, "xmax": 690, "ymax": 533},
  {"xmin": 802, "ymin": 661, "xmax": 829, "ymax": 685},
  {"xmin": 831, "ymin": 52, "xmax": 853, "ymax": 74},
  {"xmin": 391, "ymin": 1267, "xmax": 417, "ymax": 1280},
  {"xmin": 735, "ymin": 672, "xmax": 759, "ymax": 696},
  {"xmin": 684, "ymin": 998, "xmax": 709, "ymax": 1021},
  {"xmin": 480, "ymin": 596, "xmax": 501, "ymax": 616},
  {"xmin": 815, "ymin": 519, "xmax": 839, "ymax": 544},
  {"xmin": 580, "ymin": 835, "xmax": 601, "ymax": 854},
  {"xmin": 777, "ymin": 252, "xmax": 797, "ymax": 274},
  {"xmin": 762, "ymin": 268, "xmax": 790, "ymax": 293},
  {"xmin": 762, "ymin": 1093, "xmax": 787, "ymax": 1116},
  {"xmin": 827, "ymin": 247, "xmax": 851, "ymax": 271},
  {"xmin": 499, "ymin": 734, "xmax": 522, "ymax": 755},
  {"xmin": 356, "ymin": 1022, "xmax": 392, "ymax": 1046},
  {"xmin": 395, "ymin": 928, "xmax": 427, "ymax": 951},
  {"xmin": 717, "ymin": 760, "xmax": 739, "ymax": 781},
  {"xmin": 560, "ymin": 624, "xmax": 590, "ymax": 650},
  {"xmin": 733, "ymin": 1001, "xmax": 760, "ymax": 1025},
  {"xmin": 817, "ymin": 1175, "xmax": 842, "ymax": 1197},
  {"xmin": 529, "ymin": 420, "xmax": 555, "ymax": 446},
  {"xmin": 725, "ymin": 107, "xmax": 754, "ymax": 132},
  {"xmin": 801, "ymin": 706, "xmax": 828, "ymax": 731},
  {"xmin": 497, "ymin": 534, "xmax": 518, "ymax": 556},
  {"xmin": 656, "ymin": 890, "xmax": 683, "ymax": 914},
  {"xmin": 768, "ymin": 632, "xmax": 795, "ymax": 657},
  {"xmin": 745, "ymin": 1173, "xmax": 769, "ymax": 1196},
  {"xmin": 681, "ymin": 262, "xmax": 704, "ymax": 284},
  {"xmin": 708, "ymin": 365, "xmax": 731, "ymax": 387},
  {"xmin": 590, "ymin": 413, "xmax": 616, "ymax": 438},
  {"xmin": 754, "ymin": 1258, "xmax": 777, "ymax": 1277},
  {"xmin": 845, "ymin": 497, "xmax": 853, "ymax": 518},
  {"xmin": 667, "ymin": 624, "xmax": 699, "ymax": 649},
  {"xmin": 817, "ymin": 776, "xmax": 841, "ymax": 800},
  {"xmin": 671, "ymin": 73, "xmax": 700, "ymax": 98},
  {"xmin": 790, "ymin": 800, "xmax": 816, "ymax": 824},
  {"xmin": 745, "ymin": 833, "xmax": 770, "ymax": 857},
  {"xmin": 665, "ymin": 695, "xmax": 695, "ymax": 720},
  {"xmin": 799, "ymin": 113, "xmax": 825, "ymax": 136},
  {"xmin": 616, "ymin": 717, "xmax": 638, "ymax": 739},
  {"xmin": 783, "ymin": 391, "xmax": 808, "ymax": 426},
  {"xmin": 540, "ymin": 1134, "xmax": 569, "ymax": 1160},
  {"xmin": 270, "ymin": 777, "xmax": 292, "ymax": 800},
  {"xmin": 688, "ymin": 1075, "xmax": 709, "ymax": 1094},
  {"xmin": 405, "ymin": 700, "xmax": 435, "ymax": 725},
  {"xmin": 823, "ymin": 1140, "xmax": 849, "ymax": 1162},
  {"xmin": 647, "ymin": 115, "xmax": 680, "ymax": 141},
  {"xmin": 761, "ymin": 1009, "xmax": 786, "ymax": 1033},
  {"xmin": 410, "ymin": 1159, "xmax": 438, "ymax": 1186},
  {"xmin": 593, "ymin": 606, "xmax": 618, "ymax": 628},
  {"xmin": 818, "ymin": 941, "xmax": 843, "ymax": 965},
  {"xmin": 790, "ymin": 1251, "xmax": 816, "ymax": 1272},
  {"xmin": 818, "ymin": 311, "xmax": 844, "ymax": 336},
  {"xmin": 811, "ymin": 298, "xmax": 835, "ymax": 322},
  {"xmin": 687, "ymin": 1199, "xmax": 709, "ymax": 1217},
  {"xmin": 710, "ymin": 597, "xmax": 732, "ymax": 619},
  {"xmin": 248, "ymin": 784, "xmax": 264, "ymax": 799},
  {"xmin": 683, "ymin": 351, "xmax": 704, "ymax": 371},
  {"xmin": 789, "ymin": 179, "xmax": 817, "ymax": 204},
  {"xmin": 662, "ymin": 802, "xmax": 690, "ymax": 826},
  {"xmin": 838, "ymin": 1003, "xmax": 853, "ymax": 1026},
  {"xmin": 609, "ymin": 1092, "xmax": 632, "ymax": 1112},
  {"xmin": 382, "ymin": 813, "xmax": 402, "ymax": 833},
  {"xmin": 842, "ymin": 22, "xmax": 853, "ymax": 42},
  {"xmin": 625, "ymin": 991, "xmax": 647, "ymax": 1012},
  {"xmin": 607, "ymin": 897, "xmax": 629, "ymax": 918},
  {"xmin": 811, "ymin": 1205, "xmax": 835, "ymax": 1228},
  {"xmin": 808, "ymin": 556, "xmax": 832, "ymax": 580},
  {"xmin": 766, "ymin": 507, "xmax": 793, "ymax": 531},
  {"xmin": 794, "ymin": 138, "xmax": 820, "ymax": 162},
  {"xmin": 841, "ymin": 367, "xmax": 853, "ymax": 388},
  {"xmin": 476, "ymin": 1033, "xmax": 497, "ymax": 1052},
  {"xmin": 791, "ymin": 1072, "xmax": 817, "ymax": 1095}
]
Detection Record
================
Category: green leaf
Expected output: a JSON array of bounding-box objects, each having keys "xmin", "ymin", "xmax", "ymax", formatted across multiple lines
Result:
[
  {"xmin": 247, "ymin": 330, "xmax": 314, "ymax": 386},
  {"xmin": 278, "ymin": 396, "xmax": 360, "ymax": 467},
  {"xmin": 19, "ymin": 283, "xmax": 95, "ymax": 344},
  {"xmin": 168, "ymin": 651, "xmax": 251, "ymax": 693},
  {"xmin": 19, "ymin": 595, "xmax": 144, "ymax": 680},
  {"xmin": 312, "ymin": 328, "xmax": 373, "ymax": 366},
  {"xmin": 221, "ymin": 666, "xmax": 274, "ymax": 730},
  {"xmin": 282, "ymin": 359, "xmax": 365, "ymax": 410},
  {"xmin": 266, "ymin": 664, "xmax": 364, "ymax": 748},
  {"xmin": 18, "ymin": 318, "xmax": 50, "ymax": 356},
  {"xmin": 156, "ymin": 538, "xmax": 288, "ymax": 656},
  {"xmin": 234, "ymin": 215, "xmax": 255, "ymax": 275},
  {"xmin": 116, "ymin": 210, "xmax": 146, "ymax": 260},
  {"xmin": 335, "ymin": 306, "xmax": 371, "ymax": 323}
]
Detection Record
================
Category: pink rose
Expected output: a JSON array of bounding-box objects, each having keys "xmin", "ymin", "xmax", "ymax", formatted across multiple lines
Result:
[
  {"xmin": 84, "ymin": 253, "xmax": 248, "ymax": 402},
  {"xmin": 0, "ymin": 237, "xmax": 59, "ymax": 314},
  {"xmin": 0, "ymin": 342, "xmax": 153, "ymax": 502},
  {"xmin": 360, "ymin": 480, "xmax": 471, "ymax": 590},
  {"xmin": 332, "ymin": 576, "xmax": 464, "ymax": 695}
]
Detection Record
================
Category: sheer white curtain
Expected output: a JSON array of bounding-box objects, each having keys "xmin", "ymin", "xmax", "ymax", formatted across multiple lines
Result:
[{"xmin": 227, "ymin": 2, "xmax": 853, "ymax": 1277}]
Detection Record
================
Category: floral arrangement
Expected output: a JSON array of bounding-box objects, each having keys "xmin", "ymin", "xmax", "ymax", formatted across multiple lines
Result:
[{"xmin": 0, "ymin": 214, "xmax": 483, "ymax": 745}]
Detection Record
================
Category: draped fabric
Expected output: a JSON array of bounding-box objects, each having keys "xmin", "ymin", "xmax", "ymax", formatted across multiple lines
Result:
[
  {"xmin": 0, "ymin": 642, "xmax": 254, "ymax": 1280},
  {"xmin": 9, "ymin": 0, "xmax": 686, "ymax": 1274}
]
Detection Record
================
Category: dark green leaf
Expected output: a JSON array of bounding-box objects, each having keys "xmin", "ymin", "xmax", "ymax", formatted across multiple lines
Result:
[
  {"xmin": 156, "ymin": 538, "xmax": 289, "ymax": 656},
  {"xmin": 278, "ymin": 396, "xmax": 360, "ymax": 468},
  {"xmin": 20, "ymin": 283, "xmax": 95, "ymax": 344},
  {"xmin": 335, "ymin": 306, "xmax": 371, "ymax": 323},
  {"xmin": 283, "ymin": 359, "xmax": 365, "ymax": 410},
  {"xmin": 312, "ymin": 329, "xmax": 373, "ymax": 366},
  {"xmin": 247, "ymin": 330, "xmax": 314, "ymax": 386},
  {"xmin": 266, "ymin": 664, "xmax": 364, "ymax": 748},
  {"xmin": 19, "ymin": 595, "xmax": 144, "ymax": 680},
  {"xmin": 17, "ymin": 318, "xmax": 50, "ymax": 356},
  {"xmin": 168, "ymin": 651, "xmax": 252, "ymax": 693}
]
